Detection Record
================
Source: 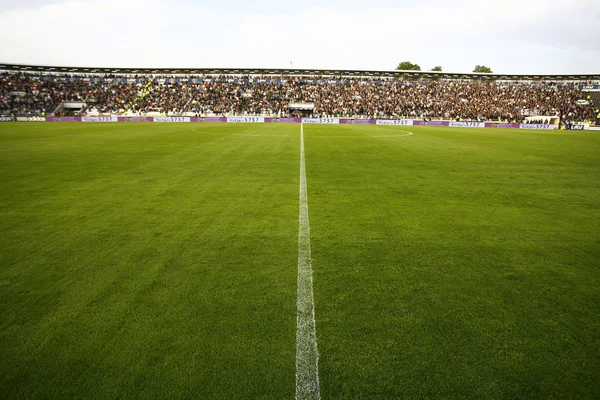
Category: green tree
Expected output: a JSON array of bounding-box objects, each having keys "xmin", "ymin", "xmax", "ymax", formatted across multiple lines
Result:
[
  {"xmin": 473, "ymin": 65, "xmax": 493, "ymax": 73},
  {"xmin": 396, "ymin": 61, "xmax": 421, "ymax": 71},
  {"xmin": 431, "ymin": 66, "xmax": 443, "ymax": 71}
]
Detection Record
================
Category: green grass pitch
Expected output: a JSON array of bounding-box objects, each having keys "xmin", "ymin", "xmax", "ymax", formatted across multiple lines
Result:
[{"xmin": 1, "ymin": 122, "xmax": 599, "ymax": 399}]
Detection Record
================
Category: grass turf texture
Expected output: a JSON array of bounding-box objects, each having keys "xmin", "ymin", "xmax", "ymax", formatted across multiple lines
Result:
[{"xmin": 1, "ymin": 122, "xmax": 599, "ymax": 399}]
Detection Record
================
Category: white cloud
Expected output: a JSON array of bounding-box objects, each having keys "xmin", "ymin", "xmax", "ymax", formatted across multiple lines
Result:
[{"xmin": 0, "ymin": 0, "xmax": 598, "ymax": 73}]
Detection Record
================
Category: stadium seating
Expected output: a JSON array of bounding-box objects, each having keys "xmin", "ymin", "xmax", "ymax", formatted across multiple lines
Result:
[{"xmin": 0, "ymin": 71, "xmax": 596, "ymax": 124}]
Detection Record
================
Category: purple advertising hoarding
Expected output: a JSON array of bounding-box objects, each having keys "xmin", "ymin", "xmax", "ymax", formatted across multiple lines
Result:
[
  {"xmin": 484, "ymin": 122, "xmax": 520, "ymax": 128},
  {"xmin": 340, "ymin": 118, "xmax": 377, "ymax": 124},
  {"xmin": 38, "ymin": 115, "xmax": 556, "ymax": 130},
  {"xmin": 272, "ymin": 117, "xmax": 302, "ymax": 123},
  {"xmin": 117, "ymin": 116, "xmax": 153, "ymax": 122},
  {"xmin": 519, "ymin": 123, "xmax": 554, "ymax": 130},
  {"xmin": 339, "ymin": 118, "xmax": 376, "ymax": 124},
  {"xmin": 46, "ymin": 116, "xmax": 81, "ymax": 122},
  {"xmin": 414, "ymin": 120, "xmax": 450, "ymax": 126},
  {"xmin": 196, "ymin": 117, "xmax": 227, "ymax": 122}
]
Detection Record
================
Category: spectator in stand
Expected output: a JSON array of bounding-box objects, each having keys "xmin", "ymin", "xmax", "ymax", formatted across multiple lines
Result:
[{"xmin": 0, "ymin": 71, "xmax": 595, "ymax": 123}]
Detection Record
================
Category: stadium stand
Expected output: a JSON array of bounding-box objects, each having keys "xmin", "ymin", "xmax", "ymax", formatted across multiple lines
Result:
[{"xmin": 1, "ymin": 64, "xmax": 598, "ymax": 124}]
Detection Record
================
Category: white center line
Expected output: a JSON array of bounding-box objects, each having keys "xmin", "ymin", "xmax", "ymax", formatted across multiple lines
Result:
[{"xmin": 296, "ymin": 123, "xmax": 321, "ymax": 400}]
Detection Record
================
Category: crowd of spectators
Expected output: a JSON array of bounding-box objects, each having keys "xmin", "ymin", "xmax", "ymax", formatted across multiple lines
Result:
[
  {"xmin": 1, "ymin": 72, "xmax": 597, "ymax": 123},
  {"xmin": 0, "ymin": 74, "xmax": 138, "ymax": 115}
]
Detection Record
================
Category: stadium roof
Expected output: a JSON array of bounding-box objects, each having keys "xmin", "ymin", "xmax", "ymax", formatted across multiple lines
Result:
[{"xmin": 0, "ymin": 62, "xmax": 599, "ymax": 81}]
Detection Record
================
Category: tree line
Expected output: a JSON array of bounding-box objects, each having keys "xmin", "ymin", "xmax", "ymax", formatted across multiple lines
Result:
[{"xmin": 395, "ymin": 61, "xmax": 492, "ymax": 73}]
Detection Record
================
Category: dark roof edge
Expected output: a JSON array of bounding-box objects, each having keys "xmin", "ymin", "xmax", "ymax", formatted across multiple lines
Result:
[{"xmin": 0, "ymin": 62, "xmax": 599, "ymax": 80}]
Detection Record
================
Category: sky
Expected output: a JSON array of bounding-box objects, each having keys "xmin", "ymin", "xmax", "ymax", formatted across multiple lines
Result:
[{"xmin": 0, "ymin": 0, "xmax": 598, "ymax": 74}]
